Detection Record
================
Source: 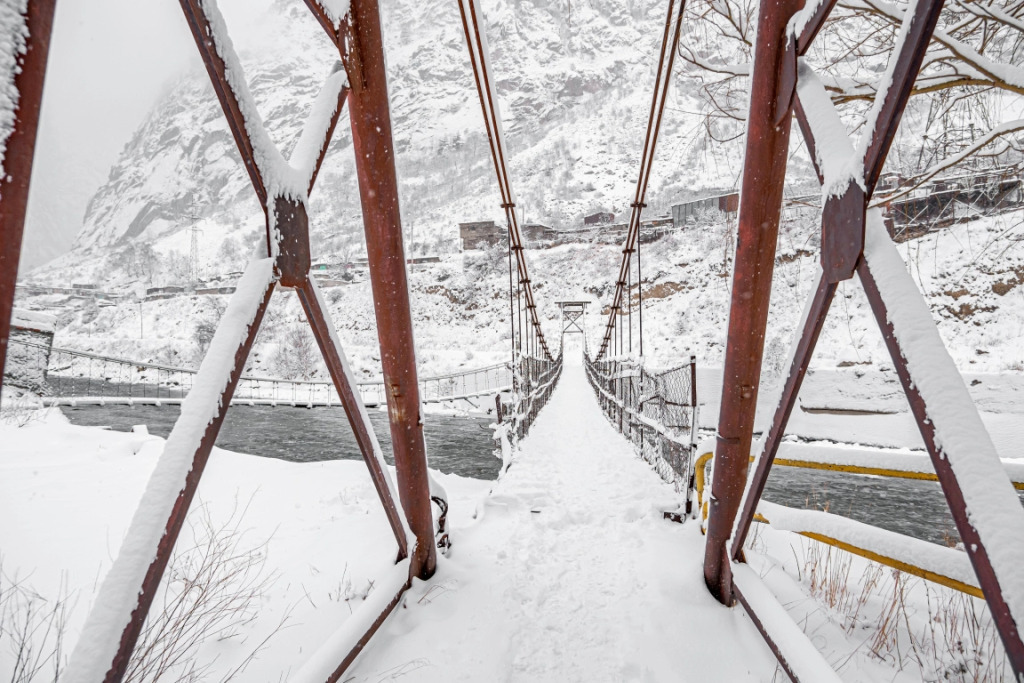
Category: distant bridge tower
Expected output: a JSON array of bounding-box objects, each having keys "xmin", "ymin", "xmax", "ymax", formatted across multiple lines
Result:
[{"xmin": 557, "ymin": 301, "xmax": 589, "ymax": 336}]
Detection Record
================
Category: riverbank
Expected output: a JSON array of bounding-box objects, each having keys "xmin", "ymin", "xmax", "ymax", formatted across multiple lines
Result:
[{"xmin": 0, "ymin": 407, "xmax": 492, "ymax": 680}]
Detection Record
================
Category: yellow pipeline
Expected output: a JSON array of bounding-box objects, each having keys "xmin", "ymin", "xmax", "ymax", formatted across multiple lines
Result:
[
  {"xmin": 773, "ymin": 457, "xmax": 1024, "ymax": 490},
  {"xmin": 693, "ymin": 451, "xmax": 996, "ymax": 598},
  {"xmin": 693, "ymin": 452, "xmax": 1024, "ymax": 509},
  {"xmin": 754, "ymin": 516, "xmax": 983, "ymax": 598}
]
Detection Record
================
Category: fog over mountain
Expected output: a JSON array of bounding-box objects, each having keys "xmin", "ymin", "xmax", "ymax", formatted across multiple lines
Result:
[
  {"xmin": 19, "ymin": 0, "xmax": 272, "ymax": 271},
  {"xmin": 40, "ymin": 0, "xmax": 741, "ymax": 280}
]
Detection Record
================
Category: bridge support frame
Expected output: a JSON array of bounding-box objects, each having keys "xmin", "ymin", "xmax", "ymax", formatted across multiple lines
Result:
[
  {"xmin": 702, "ymin": 0, "xmax": 801, "ymax": 606},
  {"xmin": 46, "ymin": 2, "xmax": 438, "ymax": 681},
  {"xmin": 708, "ymin": 0, "xmax": 1024, "ymax": 676},
  {"xmin": 0, "ymin": 0, "xmax": 56, "ymax": 403}
]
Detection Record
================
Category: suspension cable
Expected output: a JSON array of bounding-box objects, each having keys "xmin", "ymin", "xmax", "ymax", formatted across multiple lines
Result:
[
  {"xmin": 628, "ymin": 253, "xmax": 632, "ymax": 352},
  {"xmin": 457, "ymin": 0, "xmax": 553, "ymax": 361},
  {"xmin": 595, "ymin": 0, "xmax": 685, "ymax": 361},
  {"xmin": 638, "ymin": 229, "xmax": 644, "ymax": 356},
  {"xmin": 506, "ymin": 215, "xmax": 517, "ymax": 391}
]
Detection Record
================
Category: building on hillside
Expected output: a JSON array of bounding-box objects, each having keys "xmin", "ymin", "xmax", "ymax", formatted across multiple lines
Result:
[
  {"xmin": 584, "ymin": 211, "xmax": 614, "ymax": 226},
  {"xmin": 521, "ymin": 223, "xmax": 557, "ymax": 244},
  {"xmin": 671, "ymin": 192, "xmax": 739, "ymax": 228},
  {"xmin": 145, "ymin": 286, "xmax": 186, "ymax": 301},
  {"xmin": 599, "ymin": 223, "xmax": 629, "ymax": 243},
  {"xmin": 879, "ymin": 168, "xmax": 1022, "ymax": 238},
  {"xmin": 459, "ymin": 220, "xmax": 502, "ymax": 250},
  {"xmin": 639, "ymin": 217, "xmax": 674, "ymax": 243},
  {"xmin": 195, "ymin": 286, "xmax": 237, "ymax": 296}
]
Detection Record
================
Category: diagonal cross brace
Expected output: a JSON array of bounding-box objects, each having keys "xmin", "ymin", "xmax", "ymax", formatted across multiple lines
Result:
[
  {"xmin": 178, "ymin": 0, "xmax": 412, "ymax": 560},
  {"xmin": 63, "ymin": 1, "xmax": 436, "ymax": 681},
  {"xmin": 723, "ymin": 0, "xmax": 1024, "ymax": 675}
]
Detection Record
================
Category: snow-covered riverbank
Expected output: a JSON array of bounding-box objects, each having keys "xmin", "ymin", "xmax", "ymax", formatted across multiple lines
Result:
[
  {"xmin": 3, "ymin": 358, "xmax": 1014, "ymax": 681},
  {"xmin": 0, "ymin": 407, "xmax": 489, "ymax": 680}
]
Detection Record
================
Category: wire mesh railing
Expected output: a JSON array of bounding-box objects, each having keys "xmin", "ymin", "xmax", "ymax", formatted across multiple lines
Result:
[
  {"xmin": 584, "ymin": 353, "xmax": 699, "ymax": 513},
  {"xmin": 495, "ymin": 351, "xmax": 563, "ymax": 445},
  {"xmin": 4, "ymin": 339, "xmax": 512, "ymax": 408}
]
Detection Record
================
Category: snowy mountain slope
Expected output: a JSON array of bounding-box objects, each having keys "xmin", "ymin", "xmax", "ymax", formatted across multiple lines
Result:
[
  {"xmin": 34, "ymin": 208, "xmax": 1024, "ymax": 389},
  {"xmin": 48, "ymin": 0, "xmax": 733, "ymax": 270},
  {"xmin": 14, "ymin": 0, "xmax": 1022, "ymax": 390}
]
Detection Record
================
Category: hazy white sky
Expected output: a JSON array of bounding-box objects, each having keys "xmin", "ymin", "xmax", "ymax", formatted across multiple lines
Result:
[{"xmin": 21, "ymin": 0, "xmax": 275, "ymax": 271}]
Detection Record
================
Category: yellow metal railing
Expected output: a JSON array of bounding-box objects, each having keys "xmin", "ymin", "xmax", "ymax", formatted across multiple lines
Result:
[{"xmin": 694, "ymin": 450, "xmax": 1024, "ymax": 598}]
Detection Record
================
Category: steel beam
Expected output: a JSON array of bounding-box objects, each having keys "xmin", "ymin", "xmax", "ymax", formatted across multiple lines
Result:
[
  {"xmin": 179, "ymin": 0, "xmax": 269, "ymax": 208},
  {"xmin": 345, "ymin": 0, "xmax": 437, "ymax": 580},
  {"xmin": 456, "ymin": 0, "xmax": 553, "ymax": 360},
  {"xmin": 0, "ymin": 0, "xmax": 56, "ymax": 399},
  {"xmin": 730, "ymin": 275, "xmax": 836, "ymax": 558},
  {"xmin": 859, "ymin": 260, "xmax": 1024, "ymax": 676},
  {"xmin": 703, "ymin": 0, "xmax": 801, "ymax": 605},
  {"xmin": 861, "ymin": 0, "xmax": 945, "ymax": 194},
  {"xmin": 297, "ymin": 278, "xmax": 411, "ymax": 558},
  {"xmin": 726, "ymin": 0, "xmax": 1024, "ymax": 674},
  {"xmin": 73, "ymin": 3, "xmax": 427, "ymax": 679},
  {"xmin": 307, "ymin": 84, "xmax": 349, "ymax": 195},
  {"xmin": 102, "ymin": 274, "xmax": 276, "ymax": 682}
]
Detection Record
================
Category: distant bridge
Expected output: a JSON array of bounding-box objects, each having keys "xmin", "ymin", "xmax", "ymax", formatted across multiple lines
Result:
[{"xmin": 6, "ymin": 339, "xmax": 511, "ymax": 410}]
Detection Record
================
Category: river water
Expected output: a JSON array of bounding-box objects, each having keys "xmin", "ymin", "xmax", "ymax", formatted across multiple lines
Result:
[
  {"xmin": 60, "ymin": 404, "xmax": 1022, "ymax": 546},
  {"xmin": 60, "ymin": 404, "xmax": 503, "ymax": 479}
]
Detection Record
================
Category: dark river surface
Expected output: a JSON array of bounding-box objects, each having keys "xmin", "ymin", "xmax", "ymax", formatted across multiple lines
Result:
[
  {"xmin": 60, "ymin": 405, "xmax": 1023, "ymax": 545},
  {"xmin": 60, "ymin": 404, "xmax": 503, "ymax": 480}
]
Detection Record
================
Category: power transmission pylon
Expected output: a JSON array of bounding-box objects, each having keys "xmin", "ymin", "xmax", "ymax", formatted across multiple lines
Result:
[{"xmin": 187, "ymin": 193, "xmax": 202, "ymax": 287}]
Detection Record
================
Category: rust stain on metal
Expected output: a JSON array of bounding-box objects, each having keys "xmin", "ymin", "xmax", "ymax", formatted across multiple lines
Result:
[
  {"xmin": 703, "ymin": 0, "xmax": 801, "ymax": 606},
  {"xmin": 0, "ymin": 0, "xmax": 56, "ymax": 401}
]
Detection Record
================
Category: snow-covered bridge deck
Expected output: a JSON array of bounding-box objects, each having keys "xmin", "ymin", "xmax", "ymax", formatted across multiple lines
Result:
[{"xmin": 346, "ymin": 355, "xmax": 778, "ymax": 681}]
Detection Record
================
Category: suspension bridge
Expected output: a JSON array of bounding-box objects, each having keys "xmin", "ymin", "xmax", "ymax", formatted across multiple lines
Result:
[
  {"xmin": 1, "ymin": 0, "xmax": 1023, "ymax": 681},
  {"xmin": 7, "ymin": 339, "xmax": 513, "ymax": 410}
]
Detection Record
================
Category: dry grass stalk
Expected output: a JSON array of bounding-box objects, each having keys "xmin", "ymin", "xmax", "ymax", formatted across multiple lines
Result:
[
  {"xmin": 124, "ymin": 499, "xmax": 289, "ymax": 683},
  {"xmin": 0, "ymin": 561, "xmax": 73, "ymax": 682},
  {"xmin": 2, "ymin": 498, "xmax": 291, "ymax": 682},
  {"xmin": 794, "ymin": 535, "xmax": 1011, "ymax": 681}
]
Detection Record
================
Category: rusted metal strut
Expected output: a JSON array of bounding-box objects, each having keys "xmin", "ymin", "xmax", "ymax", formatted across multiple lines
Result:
[
  {"xmin": 595, "ymin": 0, "xmax": 684, "ymax": 361},
  {"xmin": 456, "ymin": 0, "xmax": 553, "ymax": 361},
  {"xmin": 702, "ymin": 0, "xmax": 800, "ymax": 606},
  {"xmin": 708, "ymin": 0, "xmax": 1024, "ymax": 675},
  {"xmin": 51, "ymin": 1, "xmax": 437, "ymax": 681},
  {"xmin": 0, "ymin": 0, "xmax": 56, "ymax": 403}
]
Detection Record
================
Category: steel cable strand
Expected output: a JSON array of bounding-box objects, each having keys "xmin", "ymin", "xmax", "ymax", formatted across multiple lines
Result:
[
  {"xmin": 597, "ymin": 0, "xmax": 687, "ymax": 360},
  {"xmin": 455, "ymin": 0, "xmax": 553, "ymax": 361}
]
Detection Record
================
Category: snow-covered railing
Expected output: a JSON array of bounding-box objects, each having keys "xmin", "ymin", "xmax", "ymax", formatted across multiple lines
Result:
[
  {"xmin": 693, "ymin": 443, "xmax": 1024, "ymax": 597},
  {"xmin": 762, "ymin": 441, "xmax": 1024, "ymax": 490},
  {"xmin": 6, "ymin": 339, "xmax": 511, "ymax": 408},
  {"xmin": 583, "ymin": 354, "xmax": 699, "ymax": 513},
  {"xmin": 756, "ymin": 501, "xmax": 984, "ymax": 597},
  {"xmin": 495, "ymin": 351, "xmax": 563, "ymax": 452}
]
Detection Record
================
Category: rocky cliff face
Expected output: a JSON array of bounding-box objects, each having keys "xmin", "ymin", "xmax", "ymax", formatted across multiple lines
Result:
[{"xmin": 63, "ymin": 0, "xmax": 726, "ymax": 276}]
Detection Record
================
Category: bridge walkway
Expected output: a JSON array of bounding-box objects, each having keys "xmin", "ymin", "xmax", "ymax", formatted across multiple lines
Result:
[{"xmin": 347, "ymin": 352, "xmax": 778, "ymax": 682}]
